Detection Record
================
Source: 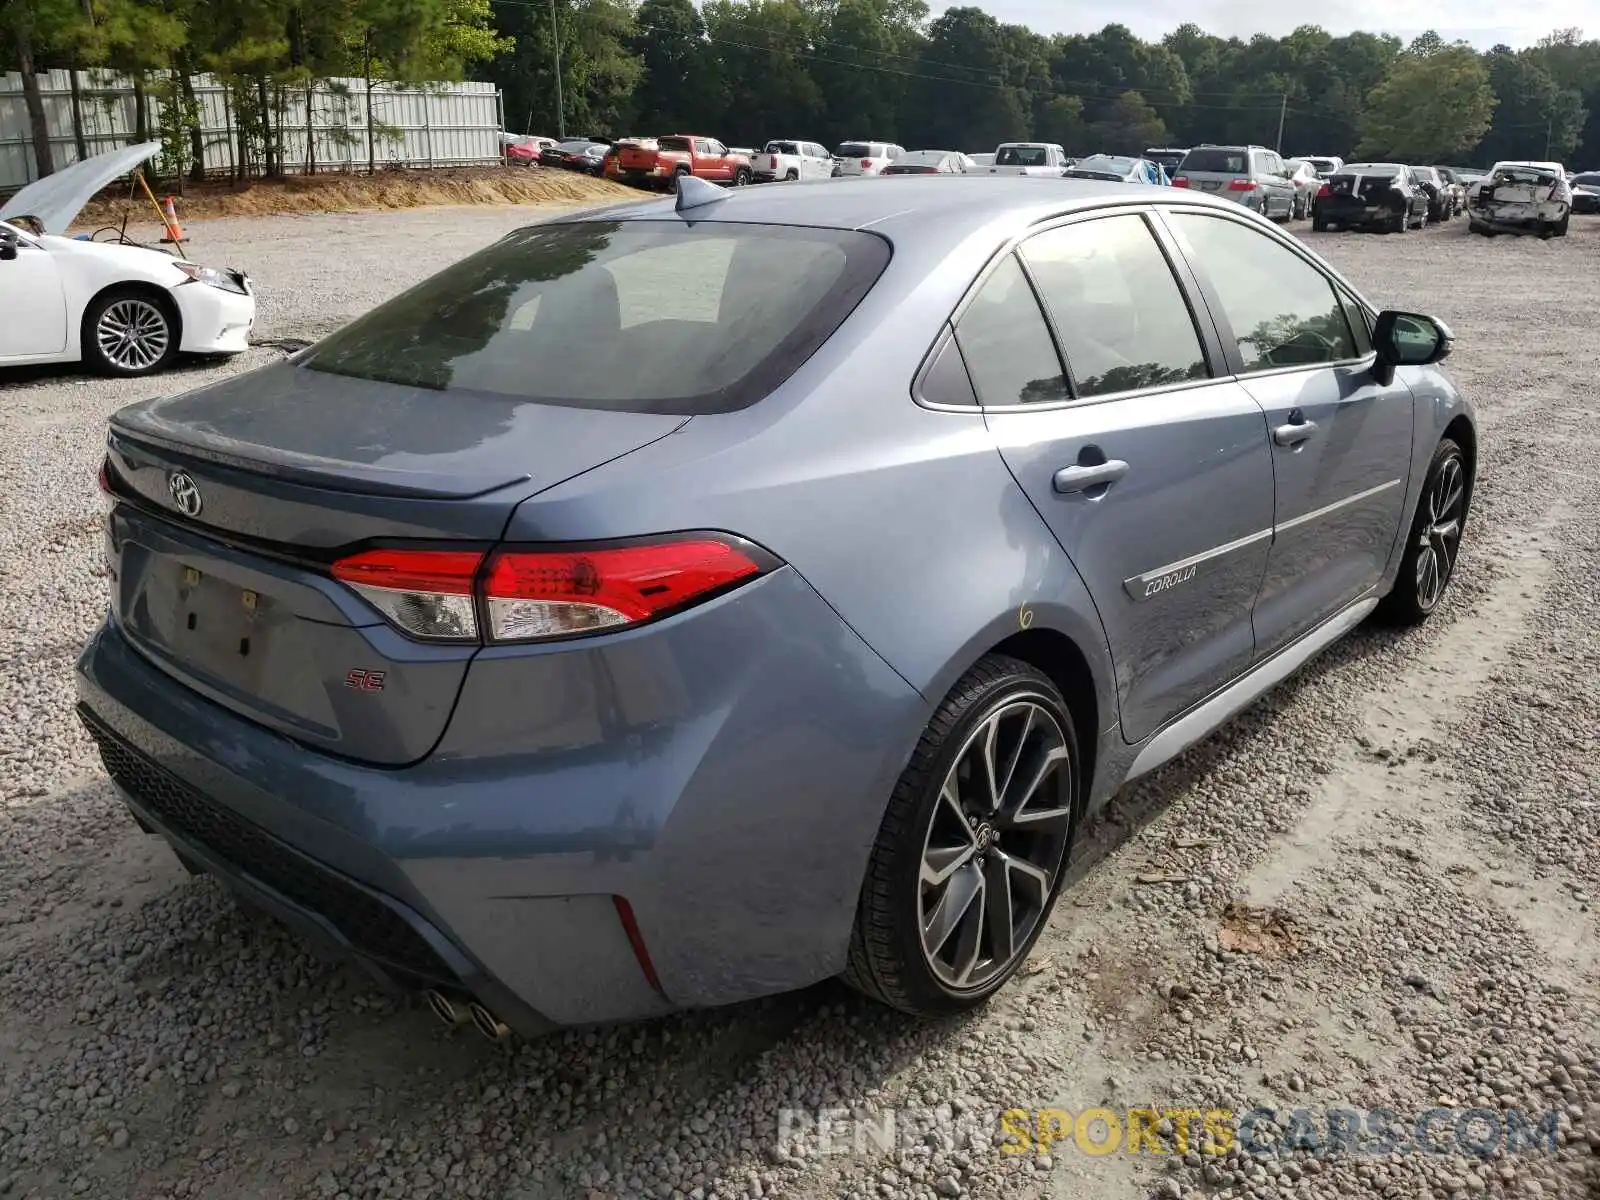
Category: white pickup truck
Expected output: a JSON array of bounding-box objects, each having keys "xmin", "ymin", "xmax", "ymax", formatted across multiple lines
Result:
[{"xmin": 989, "ymin": 143, "xmax": 1071, "ymax": 177}]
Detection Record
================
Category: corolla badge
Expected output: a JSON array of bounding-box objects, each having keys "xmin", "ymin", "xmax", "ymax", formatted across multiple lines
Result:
[{"xmin": 167, "ymin": 471, "xmax": 203, "ymax": 517}]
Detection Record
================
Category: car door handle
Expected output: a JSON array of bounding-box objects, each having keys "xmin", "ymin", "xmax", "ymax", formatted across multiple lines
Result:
[
  {"xmin": 1273, "ymin": 419, "xmax": 1319, "ymax": 446},
  {"xmin": 1053, "ymin": 460, "xmax": 1129, "ymax": 494}
]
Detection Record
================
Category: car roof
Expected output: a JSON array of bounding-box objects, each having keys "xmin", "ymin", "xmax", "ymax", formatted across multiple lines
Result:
[{"xmin": 548, "ymin": 175, "xmax": 1246, "ymax": 249}]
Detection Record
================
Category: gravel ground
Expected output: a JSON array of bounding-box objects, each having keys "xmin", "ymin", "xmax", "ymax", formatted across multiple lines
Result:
[{"xmin": 1, "ymin": 205, "xmax": 1597, "ymax": 1200}]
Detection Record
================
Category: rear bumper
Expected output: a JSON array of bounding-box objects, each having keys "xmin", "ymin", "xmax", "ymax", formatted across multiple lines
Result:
[
  {"xmin": 1468, "ymin": 201, "xmax": 1568, "ymax": 230},
  {"xmin": 1316, "ymin": 200, "xmax": 1399, "ymax": 226},
  {"xmin": 75, "ymin": 565, "xmax": 927, "ymax": 1030}
]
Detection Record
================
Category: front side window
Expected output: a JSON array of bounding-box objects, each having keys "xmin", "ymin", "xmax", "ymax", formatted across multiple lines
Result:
[
  {"xmin": 304, "ymin": 221, "xmax": 890, "ymax": 415},
  {"xmin": 953, "ymin": 254, "xmax": 1067, "ymax": 407},
  {"xmin": 1168, "ymin": 213, "xmax": 1357, "ymax": 372},
  {"xmin": 1021, "ymin": 215, "xmax": 1209, "ymax": 399}
]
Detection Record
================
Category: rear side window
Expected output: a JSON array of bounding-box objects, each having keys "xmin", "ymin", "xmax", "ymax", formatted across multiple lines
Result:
[
  {"xmin": 1180, "ymin": 149, "xmax": 1246, "ymax": 174},
  {"xmin": 1168, "ymin": 213, "xmax": 1357, "ymax": 372},
  {"xmin": 996, "ymin": 145, "xmax": 1048, "ymax": 166},
  {"xmin": 954, "ymin": 255, "xmax": 1067, "ymax": 406},
  {"xmin": 767, "ymin": 141, "xmax": 798, "ymax": 155},
  {"xmin": 303, "ymin": 221, "xmax": 890, "ymax": 416},
  {"xmin": 659, "ymin": 136, "xmax": 691, "ymax": 152},
  {"xmin": 1021, "ymin": 215, "xmax": 1208, "ymax": 398}
]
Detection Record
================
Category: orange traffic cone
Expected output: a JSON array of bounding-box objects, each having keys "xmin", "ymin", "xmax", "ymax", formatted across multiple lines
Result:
[{"xmin": 159, "ymin": 196, "xmax": 186, "ymax": 244}]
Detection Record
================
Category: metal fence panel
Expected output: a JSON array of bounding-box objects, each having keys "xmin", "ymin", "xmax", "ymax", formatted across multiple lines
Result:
[{"xmin": 0, "ymin": 70, "xmax": 505, "ymax": 193}]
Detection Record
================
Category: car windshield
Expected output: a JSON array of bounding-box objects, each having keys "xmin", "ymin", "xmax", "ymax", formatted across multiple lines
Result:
[
  {"xmin": 1304, "ymin": 158, "xmax": 1338, "ymax": 173},
  {"xmin": 658, "ymin": 136, "xmax": 692, "ymax": 152},
  {"xmin": 836, "ymin": 143, "xmax": 877, "ymax": 158},
  {"xmin": 1409, "ymin": 167, "xmax": 1436, "ymax": 180},
  {"xmin": 555, "ymin": 140, "xmax": 592, "ymax": 152},
  {"xmin": 1492, "ymin": 164, "xmax": 1558, "ymax": 184},
  {"xmin": 1179, "ymin": 149, "xmax": 1247, "ymax": 173},
  {"xmin": 1344, "ymin": 164, "xmax": 1401, "ymax": 176},
  {"xmin": 996, "ymin": 145, "xmax": 1048, "ymax": 166},
  {"xmin": 302, "ymin": 221, "xmax": 891, "ymax": 416},
  {"xmin": 765, "ymin": 141, "xmax": 798, "ymax": 155},
  {"xmin": 1573, "ymin": 173, "xmax": 1600, "ymax": 186}
]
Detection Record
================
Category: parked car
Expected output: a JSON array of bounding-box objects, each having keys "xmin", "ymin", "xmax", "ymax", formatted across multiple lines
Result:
[
  {"xmin": 1434, "ymin": 167, "xmax": 1468, "ymax": 215},
  {"xmin": 542, "ymin": 138, "xmax": 610, "ymax": 174},
  {"xmin": 603, "ymin": 137, "xmax": 655, "ymax": 182},
  {"xmin": 1143, "ymin": 147, "xmax": 1190, "ymax": 175},
  {"xmin": 616, "ymin": 135, "xmax": 753, "ymax": 190},
  {"xmin": 1283, "ymin": 159, "xmax": 1323, "ymax": 217},
  {"xmin": 1171, "ymin": 145, "xmax": 1297, "ymax": 220},
  {"xmin": 0, "ymin": 141, "xmax": 254, "ymax": 378},
  {"xmin": 1061, "ymin": 154, "xmax": 1167, "ymax": 185},
  {"xmin": 833, "ymin": 141, "xmax": 905, "ymax": 177},
  {"xmin": 1409, "ymin": 166, "xmax": 1455, "ymax": 222},
  {"xmin": 79, "ymin": 175, "xmax": 1474, "ymax": 1034},
  {"xmin": 989, "ymin": 143, "xmax": 1071, "ymax": 176},
  {"xmin": 1570, "ymin": 171, "xmax": 1600, "ymax": 214},
  {"xmin": 1293, "ymin": 155, "xmax": 1343, "ymax": 178},
  {"xmin": 882, "ymin": 150, "xmax": 979, "ymax": 175},
  {"xmin": 1466, "ymin": 161, "xmax": 1571, "ymax": 238},
  {"xmin": 753, "ymin": 139, "xmax": 835, "ymax": 182},
  {"xmin": 1311, "ymin": 163, "xmax": 1432, "ymax": 232},
  {"xmin": 501, "ymin": 134, "xmax": 556, "ymax": 164}
]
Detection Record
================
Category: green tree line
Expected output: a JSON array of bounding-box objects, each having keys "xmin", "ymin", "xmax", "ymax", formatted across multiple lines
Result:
[
  {"xmin": 8, "ymin": 0, "xmax": 1597, "ymax": 183},
  {"xmin": 487, "ymin": 1, "xmax": 1596, "ymax": 168}
]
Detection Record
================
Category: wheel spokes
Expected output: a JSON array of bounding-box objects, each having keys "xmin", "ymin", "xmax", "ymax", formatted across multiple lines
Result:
[{"xmin": 922, "ymin": 861, "xmax": 983, "ymax": 959}]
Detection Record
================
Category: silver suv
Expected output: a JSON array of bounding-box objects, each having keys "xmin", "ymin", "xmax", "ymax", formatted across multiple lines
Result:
[{"xmin": 1174, "ymin": 145, "xmax": 1298, "ymax": 220}]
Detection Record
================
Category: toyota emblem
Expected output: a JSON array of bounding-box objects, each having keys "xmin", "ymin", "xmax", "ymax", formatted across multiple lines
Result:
[{"xmin": 167, "ymin": 471, "xmax": 203, "ymax": 517}]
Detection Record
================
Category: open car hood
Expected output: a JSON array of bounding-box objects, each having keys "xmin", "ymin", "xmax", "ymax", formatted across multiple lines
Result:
[{"xmin": 0, "ymin": 140, "xmax": 160, "ymax": 234}]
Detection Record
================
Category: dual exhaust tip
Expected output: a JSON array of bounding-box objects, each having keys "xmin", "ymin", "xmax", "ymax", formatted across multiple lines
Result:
[{"xmin": 425, "ymin": 988, "xmax": 509, "ymax": 1043}]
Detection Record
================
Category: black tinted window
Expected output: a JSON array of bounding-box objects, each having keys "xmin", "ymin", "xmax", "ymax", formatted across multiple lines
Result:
[
  {"xmin": 837, "ymin": 142, "xmax": 872, "ymax": 157},
  {"xmin": 1180, "ymin": 149, "xmax": 1247, "ymax": 173},
  {"xmin": 304, "ymin": 221, "xmax": 890, "ymax": 415},
  {"xmin": 659, "ymin": 136, "xmax": 691, "ymax": 152},
  {"xmin": 954, "ymin": 255, "xmax": 1067, "ymax": 406},
  {"xmin": 996, "ymin": 145, "xmax": 1048, "ymax": 166},
  {"xmin": 1169, "ymin": 214, "xmax": 1357, "ymax": 372},
  {"xmin": 1021, "ymin": 215, "xmax": 1208, "ymax": 398}
]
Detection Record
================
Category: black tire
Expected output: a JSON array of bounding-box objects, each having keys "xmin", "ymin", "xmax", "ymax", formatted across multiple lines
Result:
[
  {"xmin": 1375, "ymin": 438, "xmax": 1470, "ymax": 627},
  {"xmin": 81, "ymin": 287, "xmax": 180, "ymax": 377},
  {"xmin": 784, "ymin": 169, "xmax": 799, "ymax": 182},
  {"xmin": 1553, "ymin": 213, "xmax": 1570, "ymax": 237},
  {"xmin": 733, "ymin": 167, "xmax": 751, "ymax": 187},
  {"xmin": 844, "ymin": 655, "xmax": 1080, "ymax": 1016},
  {"xmin": 1311, "ymin": 215, "xmax": 1328, "ymax": 232},
  {"xmin": 670, "ymin": 166, "xmax": 690, "ymax": 192}
]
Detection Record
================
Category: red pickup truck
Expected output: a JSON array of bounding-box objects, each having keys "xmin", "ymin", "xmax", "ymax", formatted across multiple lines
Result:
[{"xmin": 615, "ymin": 134, "xmax": 753, "ymax": 190}]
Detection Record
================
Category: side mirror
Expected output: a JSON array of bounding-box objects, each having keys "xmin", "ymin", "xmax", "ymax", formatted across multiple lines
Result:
[
  {"xmin": 1372, "ymin": 310, "xmax": 1453, "ymax": 384},
  {"xmin": 0, "ymin": 231, "xmax": 17, "ymax": 261}
]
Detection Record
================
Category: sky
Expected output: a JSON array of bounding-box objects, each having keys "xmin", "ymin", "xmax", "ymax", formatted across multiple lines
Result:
[{"xmin": 954, "ymin": 0, "xmax": 1587, "ymax": 49}]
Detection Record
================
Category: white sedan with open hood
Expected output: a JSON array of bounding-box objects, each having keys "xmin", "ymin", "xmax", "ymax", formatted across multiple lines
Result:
[{"xmin": 0, "ymin": 142, "xmax": 253, "ymax": 376}]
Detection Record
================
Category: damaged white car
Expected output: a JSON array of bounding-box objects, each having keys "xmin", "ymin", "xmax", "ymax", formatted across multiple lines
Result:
[
  {"xmin": 0, "ymin": 141, "xmax": 254, "ymax": 377},
  {"xmin": 1466, "ymin": 160, "xmax": 1572, "ymax": 239}
]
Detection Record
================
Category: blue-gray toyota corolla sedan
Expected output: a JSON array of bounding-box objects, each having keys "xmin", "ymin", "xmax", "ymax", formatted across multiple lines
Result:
[{"xmin": 77, "ymin": 176, "xmax": 1476, "ymax": 1039}]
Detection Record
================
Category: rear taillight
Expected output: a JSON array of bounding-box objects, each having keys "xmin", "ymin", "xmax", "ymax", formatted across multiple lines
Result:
[
  {"xmin": 860, "ymin": 159, "xmax": 872, "ymax": 169},
  {"xmin": 483, "ymin": 538, "xmax": 764, "ymax": 642},
  {"xmin": 1171, "ymin": 176, "xmax": 1190, "ymax": 188},
  {"xmin": 330, "ymin": 535, "xmax": 772, "ymax": 645},
  {"xmin": 1227, "ymin": 179, "xmax": 1256, "ymax": 191},
  {"xmin": 98, "ymin": 458, "xmax": 116, "ymax": 516},
  {"xmin": 331, "ymin": 548, "xmax": 483, "ymax": 641},
  {"xmin": 1317, "ymin": 183, "xmax": 1332, "ymax": 198}
]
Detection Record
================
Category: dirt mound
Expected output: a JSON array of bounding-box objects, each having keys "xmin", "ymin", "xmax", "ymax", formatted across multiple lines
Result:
[{"xmin": 76, "ymin": 166, "xmax": 639, "ymax": 226}]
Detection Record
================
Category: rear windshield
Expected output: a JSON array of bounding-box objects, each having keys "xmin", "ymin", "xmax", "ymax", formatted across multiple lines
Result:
[
  {"xmin": 837, "ymin": 142, "xmax": 878, "ymax": 158},
  {"xmin": 996, "ymin": 145, "xmax": 1048, "ymax": 166},
  {"xmin": 1343, "ymin": 164, "xmax": 1401, "ymax": 176},
  {"xmin": 1574, "ymin": 174, "xmax": 1600, "ymax": 186},
  {"xmin": 765, "ymin": 141, "xmax": 798, "ymax": 154},
  {"xmin": 302, "ymin": 221, "xmax": 891, "ymax": 416},
  {"xmin": 1179, "ymin": 149, "xmax": 1247, "ymax": 173},
  {"xmin": 658, "ymin": 136, "xmax": 692, "ymax": 152}
]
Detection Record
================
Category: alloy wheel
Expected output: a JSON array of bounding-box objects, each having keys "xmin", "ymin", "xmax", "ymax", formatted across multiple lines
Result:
[
  {"xmin": 1415, "ymin": 454, "xmax": 1465, "ymax": 611},
  {"xmin": 917, "ymin": 698, "xmax": 1073, "ymax": 991},
  {"xmin": 96, "ymin": 299, "xmax": 170, "ymax": 372}
]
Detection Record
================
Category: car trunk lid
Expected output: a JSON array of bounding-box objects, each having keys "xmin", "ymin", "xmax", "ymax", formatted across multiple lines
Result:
[{"xmin": 105, "ymin": 362, "xmax": 686, "ymax": 764}]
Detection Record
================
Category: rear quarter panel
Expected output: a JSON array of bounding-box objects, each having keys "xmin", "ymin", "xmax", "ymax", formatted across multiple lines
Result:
[{"xmin": 503, "ymin": 221, "xmax": 1120, "ymax": 751}]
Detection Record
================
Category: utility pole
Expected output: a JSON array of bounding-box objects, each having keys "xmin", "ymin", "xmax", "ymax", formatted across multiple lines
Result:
[
  {"xmin": 1275, "ymin": 93, "xmax": 1287, "ymax": 153},
  {"xmin": 550, "ymin": 0, "xmax": 565, "ymax": 140}
]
